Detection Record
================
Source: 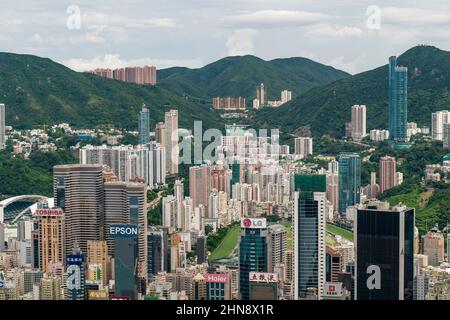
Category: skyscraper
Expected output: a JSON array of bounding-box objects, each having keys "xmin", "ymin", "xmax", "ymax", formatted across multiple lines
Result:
[
  {"xmin": 379, "ymin": 156, "xmax": 397, "ymax": 193},
  {"xmin": 147, "ymin": 227, "xmax": 169, "ymax": 277},
  {"xmin": 338, "ymin": 153, "xmax": 361, "ymax": 214},
  {"xmin": 66, "ymin": 244, "xmax": 86, "ymax": 300},
  {"xmin": 33, "ymin": 208, "xmax": 65, "ymax": 273},
  {"xmin": 155, "ymin": 122, "xmax": 166, "ymax": 145},
  {"xmin": 0, "ymin": 103, "xmax": 5, "ymax": 150},
  {"xmin": 138, "ymin": 105, "xmax": 150, "ymax": 145},
  {"xmin": 189, "ymin": 165, "xmax": 212, "ymax": 212},
  {"xmin": 54, "ymin": 164, "xmax": 105, "ymax": 255},
  {"xmin": 422, "ymin": 228, "xmax": 445, "ymax": 267},
  {"xmin": 443, "ymin": 123, "xmax": 450, "ymax": 149},
  {"xmin": 87, "ymin": 240, "xmax": 110, "ymax": 286},
  {"xmin": 326, "ymin": 246, "xmax": 343, "ymax": 283},
  {"xmin": 293, "ymin": 174, "xmax": 326, "ymax": 300},
  {"xmin": 431, "ymin": 110, "xmax": 450, "ymax": 141},
  {"xmin": 104, "ymin": 182, "xmax": 147, "ymax": 281},
  {"xmin": 350, "ymin": 105, "xmax": 367, "ymax": 140},
  {"xmin": 239, "ymin": 218, "xmax": 271, "ymax": 300},
  {"xmin": 355, "ymin": 202, "xmax": 415, "ymax": 300},
  {"xmin": 164, "ymin": 109, "xmax": 179, "ymax": 175},
  {"xmin": 294, "ymin": 137, "xmax": 313, "ymax": 158},
  {"xmin": 109, "ymin": 224, "xmax": 139, "ymax": 300},
  {"xmin": 267, "ymin": 224, "xmax": 287, "ymax": 273},
  {"xmin": 256, "ymin": 82, "xmax": 265, "ymax": 108},
  {"xmin": 388, "ymin": 56, "xmax": 408, "ymax": 145}
]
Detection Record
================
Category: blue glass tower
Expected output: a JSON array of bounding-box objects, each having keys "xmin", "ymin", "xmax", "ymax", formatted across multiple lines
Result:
[
  {"xmin": 293, "ymin": 174, "xmax": 327, "ymax": 299},
  {"xmin": 138, "ymin": 105, "xmax": 150, "ymax": 145},
  {"xmin": 388, "ymin": 56, "xmax": 408, "ymax": 145},
  {"xmin": 338, "ymin": 153, "xmax": 361, "ymax": 214},
  {"xmin": 238, "ymin": 219, "xmax": 270, "ymax": 300}
]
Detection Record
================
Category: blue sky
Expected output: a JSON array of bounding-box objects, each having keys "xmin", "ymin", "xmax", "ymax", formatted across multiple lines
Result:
[{"xmin": 1, "ymin": 0, "xmax": 450, "ymax": 74}]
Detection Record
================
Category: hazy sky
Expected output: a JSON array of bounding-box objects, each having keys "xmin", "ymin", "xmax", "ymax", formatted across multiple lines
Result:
[{"xmin": 1, "ymin": 0, "xmax": 450, "ymax": 74}]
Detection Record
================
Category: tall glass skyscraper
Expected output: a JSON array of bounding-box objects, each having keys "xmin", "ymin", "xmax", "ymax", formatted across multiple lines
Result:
[
  {"xmin": 355, "ymin": 202, "xmax": 415, "ymax": 300},
  {"xmin": 293, "ymin": 174, "xmax": 326, "ymax": 300},
  {"xmin": 388, "ymin": 56, "xmax": 408, "ymax": 145},
  {"xmin": 238, "ymin": 218, "xmax": 270, "ymax": 300},
  {"xmin": 338, "ymin": 153, "xmax": 361, "ymax": 214},
  {"xmin": 138, "ymin": 105, "xmax": 150, "ymax": 145}
]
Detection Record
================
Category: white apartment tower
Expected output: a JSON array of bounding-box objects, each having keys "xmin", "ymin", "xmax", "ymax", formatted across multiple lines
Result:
[
  {"xmin": 164, "ymin": 110, "xmax": 179, "ymax": 175},
  {"xmin": 431, "ymin": 110, "xmax": 450, "ymax": 141},
  {"xmin": 351, "ymin": 105, "xmax": 367, "ymax": 140},
  {"xmin": 0, "ymin": 103, "xmax": 5, "ymax": 150}
]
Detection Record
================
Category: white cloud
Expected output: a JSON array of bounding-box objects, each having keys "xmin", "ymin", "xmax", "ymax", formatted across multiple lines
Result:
[
  {"xmin": 306, "ymin": 24, "xmax": 363, "ymax": 39},
  {"xmin": 223, "ymin": 10, "xmax": 330, "ymax": 28},
  {"xmin": 61, "ymin": 54, "xmax": 204, "ymax": 71},
  {"xmin": 126, "ymin": 18, "xmax": 176, "ymax": 28},
  {"xmin": 226, "ymin": 29, "xmax": 258, "ymax": 56},
  {"xmin": 381, "ymin": 7, "xmax": 450, "ymax": 26},
  {"xmin": 85, "ymin": 32, "xmax": 106, "ymax": 44}
]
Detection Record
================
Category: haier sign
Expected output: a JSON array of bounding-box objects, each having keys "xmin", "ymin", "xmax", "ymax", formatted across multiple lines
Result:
[
  {"xmin": 109, "ymin": 225, "xmax": 138, "ymax": 238},
  {"xmin": 241, "ymin": 218, "xmax": 267, "ymax": 229}
]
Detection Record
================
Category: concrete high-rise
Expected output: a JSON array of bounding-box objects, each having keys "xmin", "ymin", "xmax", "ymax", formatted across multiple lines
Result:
[
  {"xmin": 294, "ymin": 137, "xmax": 313, "ymax": 158},
  {"xmin": 138, "ymin": 105, "xmax": 150, "ymax": 145},
  {"xmin": 54, "ymin": 164, "xmax": 105, "ymax": 255},
  {"xmin": 0, "ymin": 103, "xmax": 5, "ymax": 150},
  {"xmin": 388, "ymin": 56, "xmax": 408, "ymax": 145},
  {"xmin": 443, "ymin": 123, "xmax": 450, "ymax": 149},
  {"xmin": 87, "ymin": 240, "xmax": 110, "ymax": 286},
  {"xmin": 338, "ymin": 153, "xmax": 361, "ymax": 214},
  {"xmin": 379, "ymin": 156, "xmax": 397, "ymax": 193},
  {"xmin": 268, "ymin": 224, "xmax": 287, "ymax": 272},
  {"xmin": 351, "ymin": 105, "xmax": 367, "ymax": 140},
  {"xmin": 422, "ymin": 229, "xmax": 445, "ymax": 267},
  {"xmin": 189, "ymin": 165, "xmax": 211, "ymax": 212},
  {"xmin": 256, "ymin": 82, "xmax": 265, "ymax": 108},
  {"xmin": 33, "ymin": 208, "xmax": 65, "ymax": 273},
  {"xmin": 355, "ymin": 202, "xmax": 415, "ymax": 300},
  {"xmin": 155, "ymin": 122, "xmax": 166, "ymax": 145},
  {"xmin": 431, "ymin": 110, "xmax": 450, "ymax": 141},
  {"xmin": 164, "ymin": 109, "xmax": 179, "ymax": 175},
  {"xmin": 293, "ymin": 174, "xmax": 326, "ymax": 300}
]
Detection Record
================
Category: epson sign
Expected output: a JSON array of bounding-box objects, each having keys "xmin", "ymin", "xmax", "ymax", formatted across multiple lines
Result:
[{"xmin": 109, "ymin": 225, "xmax": 138, "ymax": 238}]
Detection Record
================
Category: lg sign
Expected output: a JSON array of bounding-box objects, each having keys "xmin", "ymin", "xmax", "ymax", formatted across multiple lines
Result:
[
  {"xmin": 241, "ymin": 218, "xmax": 267, "ymax": 229},
  {"xmin": 109, "ymin": 225, "xmax": 138, "ymax": 238}
]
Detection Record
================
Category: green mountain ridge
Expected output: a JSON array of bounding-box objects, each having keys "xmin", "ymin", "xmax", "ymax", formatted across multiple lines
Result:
[
  {"xmin": 0, "ymin": 52, "xmax": 225, "ymax": 130},
  {"xmin": 157, "ymin": 55, "xmax": 350, "ymax": 101},
  {"xmin": 254, "ymin": 45, "xmax": 450, "ymax": 137},
  {"xmin": 0, "ymin": 52, "xmax": 349, "ymax": 130}
]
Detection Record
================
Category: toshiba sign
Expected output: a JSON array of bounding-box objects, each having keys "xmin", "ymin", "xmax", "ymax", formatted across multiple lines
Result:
[
  {"xmin": 34, "ymin": 208, "xmax": 64, "ymax": 217},
  {"xmin": 205, "ymin": 274, "xmax": 228, "ymax": 283},
  {"xmin": 241, "ymin": 218, "xmax": 267, "ymax": 229}
]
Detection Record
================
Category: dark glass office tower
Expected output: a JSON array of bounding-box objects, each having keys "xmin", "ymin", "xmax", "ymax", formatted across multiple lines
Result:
[
  {"xmin": 238, "ymin": 218, "xmax": 270, "ymax": 300},
  {"xmin": 66, "ymin": 244, "xmax": 86, "ymax": 300},
  {"xmin": 111, "ymin": 224, "xmax": 139, "ymax": 300},
  {"xmin": 338, "ymin": 153, "xmax": 361, "ymax": 214},
  {"xmin": 388, "ymin": 56, "xmax": 408, "ymax": 145},
  {"xmin": 147, "ymin": 227, "xmax": 169, "ymax": 277},
  {"xmin": 355, "ymin": 202, "xmax": 415, "ymax": 300},
  {"xmin": 293, "ymin": 174, "xmax": 327, "ymax": 300}
]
